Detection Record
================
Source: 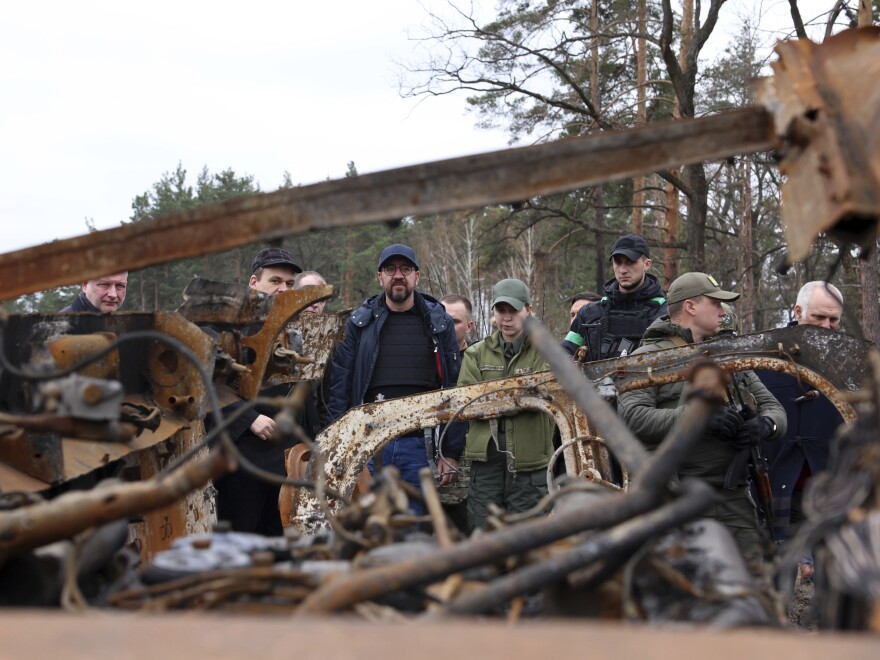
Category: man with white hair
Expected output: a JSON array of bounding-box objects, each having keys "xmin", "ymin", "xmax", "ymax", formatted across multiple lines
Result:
[
  {"xmin": 758, "ymin": 281, "xmax": 844, "ymax": 579},
  {"xmin": 295, "ymin": 271, "xmax": 328, "ymax": 314},
  {"xmin": 793, "ymin": 280, "xmax": 843, "ymax": 329}
]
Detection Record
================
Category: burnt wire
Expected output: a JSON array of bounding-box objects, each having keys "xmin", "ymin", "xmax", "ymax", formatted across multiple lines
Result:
[
  {"xmin": 0, "ymin": 321, "xmax": 345, "ymax": 500},
  {"xmin": 156, "ymin": 399, "xmax": 261, "ymax": 477},
  {"xmin": 544, "ymin": 435, "xmax": 623, "ymax": 493},
  {"xmin": 151, "ymin": 393, "xmax": 350, "ymax": 502},
  {"xmin": 435, "ymin": 376, "xmax": 556, "ymax": 476},
  {"xmin": 0, "ymin": 324, "xmax": 232, "ymax": 445}
]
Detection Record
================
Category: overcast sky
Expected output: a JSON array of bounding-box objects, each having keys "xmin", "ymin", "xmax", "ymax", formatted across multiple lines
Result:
[{"xmin": 1, "ymin": 0, "xmax": 834, "ymax": 253}]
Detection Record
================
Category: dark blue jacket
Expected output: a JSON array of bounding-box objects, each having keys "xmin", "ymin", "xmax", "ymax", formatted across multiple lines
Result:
[
  {"xmin": 756, "ymin": 353, "xmax": 844, "ymax": 540},
  {"xmin": 328, "ymin": 291, "xmax": 464, "ymax": 458}
]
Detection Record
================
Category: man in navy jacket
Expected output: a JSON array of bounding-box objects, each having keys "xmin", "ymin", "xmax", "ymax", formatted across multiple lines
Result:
[{"xmin": 328, "ymin": 244, "xmax": 463, "ymax": 508}]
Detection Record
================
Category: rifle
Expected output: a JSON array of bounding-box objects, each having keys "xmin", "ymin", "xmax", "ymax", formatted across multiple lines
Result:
[
  {"xmin": 749, "ymin": 437, "xmax": 776, "ymax": 542},
  {"xmin": 729, "ymin": 380, "xmax": 777, "ymax": 542}
]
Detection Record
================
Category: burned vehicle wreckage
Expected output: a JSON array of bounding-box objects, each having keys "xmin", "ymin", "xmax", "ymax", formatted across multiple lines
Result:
[{"xmin": 0, "ymin": 28, "xmax": 879, "ymax": 647}]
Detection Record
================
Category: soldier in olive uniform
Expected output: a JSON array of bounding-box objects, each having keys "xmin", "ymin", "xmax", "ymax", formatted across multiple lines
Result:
[{"xmin": 619, "ymin": 273, "xmax": 786, "ymax": 563}]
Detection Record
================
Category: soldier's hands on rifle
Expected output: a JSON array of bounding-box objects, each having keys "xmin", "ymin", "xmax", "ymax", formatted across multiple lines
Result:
[
  {"xmin": 708, "ymin": 406, "xmax": 743, "ymax": 439},
  {"xmin": 734, "ymin": 414, "xmax": 774, "ymax": 449}
]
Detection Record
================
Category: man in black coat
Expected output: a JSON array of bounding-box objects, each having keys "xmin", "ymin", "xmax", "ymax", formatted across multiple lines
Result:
[
  {"xmin": 60, "ymin": 273, "xmax": 128, "ymax": 312},
  {"xmin": 561, "ymin": 234, "xmax": 667, "ymax": 362},
  {"xmin": 756, "ymin": 281, "xmax": 844, "ymax": 579},
  {"xmin": 209, "ymin": 247, "xmax": 302, "ymax": 536}
]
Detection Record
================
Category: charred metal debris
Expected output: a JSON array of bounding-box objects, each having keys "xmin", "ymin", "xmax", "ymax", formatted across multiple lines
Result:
[{"xmin": 0, "ymin": 28, "xmax": 878, "ymax": 632}]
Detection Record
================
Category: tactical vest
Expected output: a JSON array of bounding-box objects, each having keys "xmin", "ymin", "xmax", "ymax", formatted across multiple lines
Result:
[{"xmin": 588, "ymin": 296, "xmax": 666, "ymax": 361}]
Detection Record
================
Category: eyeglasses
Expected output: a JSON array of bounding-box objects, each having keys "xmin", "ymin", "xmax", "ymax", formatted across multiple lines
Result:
[{"xmin": 380, "ymin": 264, "xmax": 416, "ymax": 276}]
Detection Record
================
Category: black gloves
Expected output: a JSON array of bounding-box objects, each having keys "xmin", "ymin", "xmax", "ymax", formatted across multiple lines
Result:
[
  {"xmin": 733, "ymin": 415, "xmax": 774, "ymax": 448},
  {"xmin": 708, "ymin": 407, "xmax": 743, "ymax": 439}
]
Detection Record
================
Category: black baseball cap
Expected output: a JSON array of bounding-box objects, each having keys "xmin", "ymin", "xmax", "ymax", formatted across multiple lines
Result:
[
  {"xmin": 610, "ymin": 234, "xmax": 650, "ymax": 261},
  {"xmin": 251, "ymin": 247, "xmax": 302, "ymax": 274},
  {"xmin": 377, "ymin": 244, "xmax": 420, "ymax": 271}
]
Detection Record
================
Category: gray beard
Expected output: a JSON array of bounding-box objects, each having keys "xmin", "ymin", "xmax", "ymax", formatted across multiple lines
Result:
[{"xmin": 389, "ymin": 287, "xmax": 412, "ymax": 304}]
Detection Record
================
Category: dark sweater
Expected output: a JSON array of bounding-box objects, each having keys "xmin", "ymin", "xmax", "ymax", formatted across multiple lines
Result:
[{"xmin": 365, "ymin": 306, "xmax": 439, "ymax": 402}]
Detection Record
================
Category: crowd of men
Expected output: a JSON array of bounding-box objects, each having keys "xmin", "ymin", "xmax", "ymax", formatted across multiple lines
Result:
[{"xmin": 63, "ymin": 234, "xmax": 846, "ymax": 578}]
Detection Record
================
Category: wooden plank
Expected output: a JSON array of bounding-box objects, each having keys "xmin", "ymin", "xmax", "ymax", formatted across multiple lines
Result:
[
  {"xmin": 0, "ymin": 613, "xmax": 876, "ymax": 659},
  {"xmin": 0, "ymin": 108, "xmax": 774, "ymax": 299}
]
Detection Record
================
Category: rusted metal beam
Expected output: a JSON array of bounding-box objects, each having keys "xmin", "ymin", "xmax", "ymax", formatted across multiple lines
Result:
[
  {"xmin": 444, "ymin": 480, "xmax": 715, "ymax": 615},
  {"xmin": 286, "ymin": 372, "xmax": 591, "ymax": 532},
  {"xmin": 524, "ymin": 316, "xmax": 650, "ymax": 476},
  {"xmin": 290, "ymin": 326, "xmax": 869, "ymax": 524},
  {"xmin": 754, "ymin": 28, "xmax": 880, "ymax": 263},
  {"xmin": 0, "ymin": 108, "xmax": 774, "ymax": 299},
  {"xmin": 235, "ymin": 287, "xmax": 333, "ymax": 400},
  {"xmin": 0, "ymin": 446, "xmax": 230, "ymax": 566},
  {"xmin": 586, "ymin": 325, "xmax": 868, "ymax": 422}
]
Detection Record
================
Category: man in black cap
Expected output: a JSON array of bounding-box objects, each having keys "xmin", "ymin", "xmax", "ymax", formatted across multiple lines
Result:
[
  {"xmin": 249, "ymin": 247, "xmax": 302, "ymax": 296},
  {"xmin": 618, "ymin": 272, "xmax": 786, "ymax": 565},
  {"xmin": 208, "ymin": 246, "xmax": 303, "ymax": 536},
  {"xmin": 327, "ymin": 244, "xmax": 463, "ymax": 511},
  {"xmin": 561, "ymin": 234, "xmax": 667, "ymax": 362}
]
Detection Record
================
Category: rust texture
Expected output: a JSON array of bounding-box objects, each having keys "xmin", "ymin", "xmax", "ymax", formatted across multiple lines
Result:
[
  {"xmin": 45, "ymin": 333, "xmax": 119, "ymax": 379},
  {"xmin": 754, "ymin": 27, "xmax": 880, "ymax": 263},
  {"xmin": 285, "ymin": 373, "xmax": 600, "ymax": 533},
  {"xmin": 0, "ymin": 445, "xmax": 231, "ymax": 564},
  {"xmin": 234, "ymin": 287, "xmax": 333, "ymax": 399},
  {"xmin": 0, "ymin": 430, "xmax": 64, "ymax": 483},
  {"xmin": 148, "ymin": 312, "xmax": 215, "ymax": 420},
  {"xmin": 0, "ymin": 109, "xmax": 774, "ymax": 298},
  {"xmin": 130, "ymin": 424, "xmax": 216, "ymax": 562},
  {"xmin": 176, "ymin": 280, "xmax": 334, "ymax": 397},
  {"xmin": 288, "ymin": 325, "xmax": 870, "ymax": 531},
  {"xmin": 588, "ymin": 324, "xmax": 868, "ymax": 422},
  {"xmin": 288, "ymin": 311, "xmax": 347, "ymax": 383}
]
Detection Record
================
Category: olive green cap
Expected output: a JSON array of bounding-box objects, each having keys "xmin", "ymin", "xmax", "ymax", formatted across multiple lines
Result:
[
  {"xmin": 666, "ymin": 272, "xmax": 740, "ymax": 305},
  {"xmin": 492, "ymin": 278, "xmax": 530, "ymax": 311}
]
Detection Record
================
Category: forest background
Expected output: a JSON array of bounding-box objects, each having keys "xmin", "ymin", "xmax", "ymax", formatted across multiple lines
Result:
[{"xmin": 5, "ymin": 0, "xmax": 879, "ymax": 342}]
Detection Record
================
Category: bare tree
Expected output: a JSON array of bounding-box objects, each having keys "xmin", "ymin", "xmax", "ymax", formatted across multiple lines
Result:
[{"xmin": 401, "ymin": 0, "xmax": 729, "ymax": 271}]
